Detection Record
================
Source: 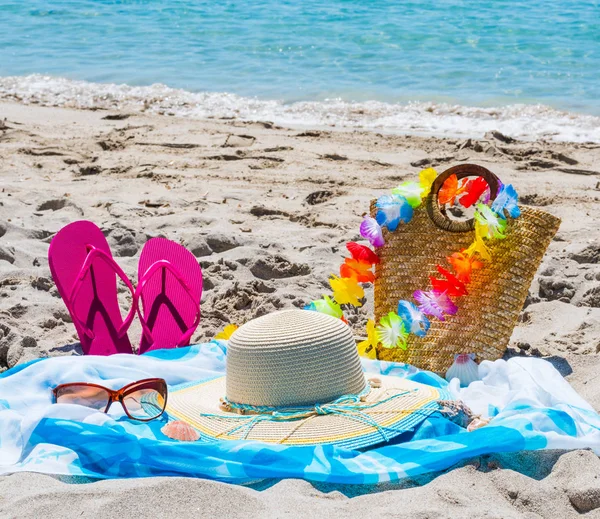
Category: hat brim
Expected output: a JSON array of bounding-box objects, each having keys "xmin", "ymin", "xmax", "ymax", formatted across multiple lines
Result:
[{"xmin": 165, "ymin": 374, "xmax": 450, "ymax": 450}]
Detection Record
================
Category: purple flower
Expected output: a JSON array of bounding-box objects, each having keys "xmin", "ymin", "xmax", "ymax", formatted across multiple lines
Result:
[
  {"xmin": 413, "ymin": 290, "xmax": 458, "ymax": 321},
  {"xmin": 360, "ymin": 216, "xmax": 385, "ymax": 247}
]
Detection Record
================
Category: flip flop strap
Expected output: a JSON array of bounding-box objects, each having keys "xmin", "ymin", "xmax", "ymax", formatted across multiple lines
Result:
[
  {"xmin": 68, "ymin": 246, "xmax": 137, "ymax": 340},
  {"xmin": 135, "ymin": 260, "xmax": 201, "ymax": 346}
]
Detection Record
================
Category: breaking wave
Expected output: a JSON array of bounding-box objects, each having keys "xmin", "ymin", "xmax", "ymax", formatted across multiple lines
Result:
[{"xmin": 1, "ymin": 75, "xmax": 599, "ymax": 143}]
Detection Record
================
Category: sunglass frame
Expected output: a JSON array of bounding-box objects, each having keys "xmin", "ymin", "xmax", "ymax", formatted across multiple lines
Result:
[{"xmin": 52, "ymin": 377, "xmax": 168, "ymax": 422}]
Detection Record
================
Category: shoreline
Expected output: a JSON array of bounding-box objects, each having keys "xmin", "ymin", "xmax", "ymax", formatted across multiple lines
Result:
[
  {"xmin": 1, "ymin": 99, "xmax": 600, "ymax": 517},
  {"xmin": 2, "ymin": 75, "xmax": 600, "ymax": 143}
]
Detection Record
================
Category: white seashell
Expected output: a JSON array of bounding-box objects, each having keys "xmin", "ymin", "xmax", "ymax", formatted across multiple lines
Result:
[
  {"xmin": 445, "ymin": 353, "xmax": 480, "ymax": 387},
  {"xmin": 161, "ymin": 420, "xmax": 200, "ymax": 442}
]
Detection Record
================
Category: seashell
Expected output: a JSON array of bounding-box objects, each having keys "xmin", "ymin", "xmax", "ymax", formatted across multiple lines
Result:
[
  {"xmin": 467, "ymin": 417, "xmax": 491, "ymax": 432},
  {"xmin": 438, "ymin": 399, "xmax": 477, "ymax": 429},
  {"xmin": 368, "ymin": 377, "xmax": 382, "ymax": 388},
  {"xmin": 445, "ymin": 353, "xmax": 480, "ymax": 387},
  {"xmin": 161, "ymin": 420, "xmax": 200, "ymax": 442}
]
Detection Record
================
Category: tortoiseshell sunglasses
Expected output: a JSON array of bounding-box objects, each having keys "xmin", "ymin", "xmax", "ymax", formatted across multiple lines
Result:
[{"xmin": 52, "ymin": 378, "xmax": 168, "ymax": 422}]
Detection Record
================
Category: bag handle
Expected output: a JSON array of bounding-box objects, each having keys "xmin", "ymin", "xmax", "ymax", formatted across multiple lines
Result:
[{"xmin": 425, "ymin": 164, "xmax": 501, "ymax": 233}]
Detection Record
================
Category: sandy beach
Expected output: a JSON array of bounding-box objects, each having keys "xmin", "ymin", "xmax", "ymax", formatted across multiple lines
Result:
[{"xmin": 1, "ymin": 100, "xmax": 600, "ymax": 517}]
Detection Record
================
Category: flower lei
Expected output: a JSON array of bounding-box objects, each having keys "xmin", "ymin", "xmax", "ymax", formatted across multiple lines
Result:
[{"xmin": 303, "ymin": 168, "xmax": 521, "ymax": 359}]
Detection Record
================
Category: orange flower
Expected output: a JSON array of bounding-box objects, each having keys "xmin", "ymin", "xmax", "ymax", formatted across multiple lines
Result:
[
  {"xmin": 447, "ymin": 252, "xmax": 483, "ymax": 284},
  {"xmin": 340, "ymin": 258, "xmax": 375, "ymax": 283},
  {"xmin": 439, "ymin": 174, "xmax": 469, "ymax": 206}
]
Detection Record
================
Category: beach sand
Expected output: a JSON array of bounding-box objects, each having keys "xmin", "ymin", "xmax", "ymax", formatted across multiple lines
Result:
[{"xmin": 1, "ymin": 100, "xmax": 600, "ymax": 517}]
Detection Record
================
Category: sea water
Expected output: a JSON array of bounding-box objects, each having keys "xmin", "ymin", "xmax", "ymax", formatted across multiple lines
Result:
[{"xmin": 1, "ymin": 0, "xmax": 599, "ymax": 141}]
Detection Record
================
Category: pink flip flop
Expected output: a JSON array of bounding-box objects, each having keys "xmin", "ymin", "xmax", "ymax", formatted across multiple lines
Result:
[
  {"xmin": 48, "ymin": 221, "xmax": 136, "ymax": 356},
  {"xmin": 135, "ymin": 237, "xmax": 202, "ymax": 354}
]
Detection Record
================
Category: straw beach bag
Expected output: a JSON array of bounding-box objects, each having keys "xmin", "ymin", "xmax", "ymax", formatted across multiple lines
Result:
[{"xmin": 371, "ymin": 164, "xmax": 561, "ymax": 374}]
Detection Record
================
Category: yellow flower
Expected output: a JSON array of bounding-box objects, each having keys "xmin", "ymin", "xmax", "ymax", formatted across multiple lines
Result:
[
  {"xmin": 419, "ymin": 167, "xmax": 438, "ymax": 198},
  {"xmin": 214, "ymin": 324, "xmax": 238, "ymax": 340},
  {"xmin": 475, "ymin": 219, "xmax": 490, "ymax": 239},
  {"xmin": 465, "ymin": 230, "xmax": 492, "ymax": 262},
  {"xmin": 329, "ymin": 275, "xmax": 364, "ymax": 306},
  {"xmin": 357, "ymin": 319, "xmax": 378, "ymax": 359}
]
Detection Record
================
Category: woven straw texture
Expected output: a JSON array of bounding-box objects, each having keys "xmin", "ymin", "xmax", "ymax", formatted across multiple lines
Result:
[
  {"xmin": 371, "ymin": 165, "xmax": 561, "ymax": 374},
  {"xmin": 166, "ymin": 375, "xmax": 443, "ymax": 447},
  {"xmin": 226, "ymin": 310, "xmax": 366, "ymax": 406},
  {"xmin": 165, "ymin": 309, "xmax": 447, "ymax": 448}
]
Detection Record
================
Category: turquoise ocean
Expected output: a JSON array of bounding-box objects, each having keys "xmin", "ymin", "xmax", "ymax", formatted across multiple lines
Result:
[{"xmin": 1, "ymin": 0, "xmax": 599, "ymax": 141}]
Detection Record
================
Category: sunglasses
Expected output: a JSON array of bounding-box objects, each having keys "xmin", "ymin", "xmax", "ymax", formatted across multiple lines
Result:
[{"xmin": 52, "ymin": 378, "xmax": 168, "ymax": 422}]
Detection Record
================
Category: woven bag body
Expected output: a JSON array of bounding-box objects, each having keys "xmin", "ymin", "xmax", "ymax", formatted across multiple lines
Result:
[{"xmin": 371, "ymin": 165, "xmax": 561, "ymax": 374}]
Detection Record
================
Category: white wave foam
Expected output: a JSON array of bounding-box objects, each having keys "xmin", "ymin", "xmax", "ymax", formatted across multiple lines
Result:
[{"xmin": 1, "ymin": 74, "xmax": 599, "ymax": 143}]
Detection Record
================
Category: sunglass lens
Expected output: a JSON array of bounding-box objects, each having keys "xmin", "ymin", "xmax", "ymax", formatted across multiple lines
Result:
[
  {"xmin": 123, "ymin": 386, "xmax": 166, "ymax": 420},
  {"xmin": 55, "ymin": 385, "xmax": 110, "ymax": 412}
]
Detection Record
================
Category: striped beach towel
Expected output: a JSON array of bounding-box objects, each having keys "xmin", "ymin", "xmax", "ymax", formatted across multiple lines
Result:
[{"xmin": 0, "ymin": 342, "xmax": 599, "ymax": 484}]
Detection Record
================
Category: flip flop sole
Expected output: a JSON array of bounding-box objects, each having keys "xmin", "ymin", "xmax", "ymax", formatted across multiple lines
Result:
[
  {"xmin": 137, "ymin": 238, "xmax": 202, "ymax": 353},
  {"xmin": 48, "ymin": 221, "xmax": 133, "ymax": 356}
]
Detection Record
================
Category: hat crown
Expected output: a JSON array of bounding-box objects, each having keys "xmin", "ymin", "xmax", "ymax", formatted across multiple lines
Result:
[{"xmin": 226, "ymin": 310, "xmax": 366, "ymax": 407}]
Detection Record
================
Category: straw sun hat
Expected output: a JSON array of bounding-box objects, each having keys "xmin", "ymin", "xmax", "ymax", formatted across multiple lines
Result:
[{"xmin": 166, "ymin": 310, "xmax": 450, "ymax": 449}]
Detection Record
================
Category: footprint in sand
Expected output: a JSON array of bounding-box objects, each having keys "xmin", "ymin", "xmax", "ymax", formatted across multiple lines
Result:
[
  {"xmin": 205, "ymin": 234, "xmax": 245, "ymax": 254},
  {"xmin": 222, "ymin": 134, "xmax": 256, "ymax": 148},
  {"xmin": 37, "ymin": 199, "xmax": 68, "ymax": 211},
  {"xmin": 569, "ymin": 244, "xmax": 600, "ymax": 264},
  {"xmin": 249, "ymin": 254, "xmax": 310, "ymax": 280},
  {"xmin": 0, "ymin": 245, "xmax": 16, "ymax": 264},
  {"xmin": 538, "ymin": 277, "xmax": 576, "ymax": 303},
  {"xmin": 579, "ymin": 286, "xmax": 600, "ymax": 307},
  {"xmin": 105, "ymin": 226, "xmax": 146, "ymax": 257},
  {"xmin": 304, "ymin": 190, "xmax": 336, "ymax": 205},
  {"xmin": 36, "ymin": 198, "xmax": 84, "ymax": 216},
  {"xmin": 182, "ymin": 236, "xmax": 213, "ymax": 257}
]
